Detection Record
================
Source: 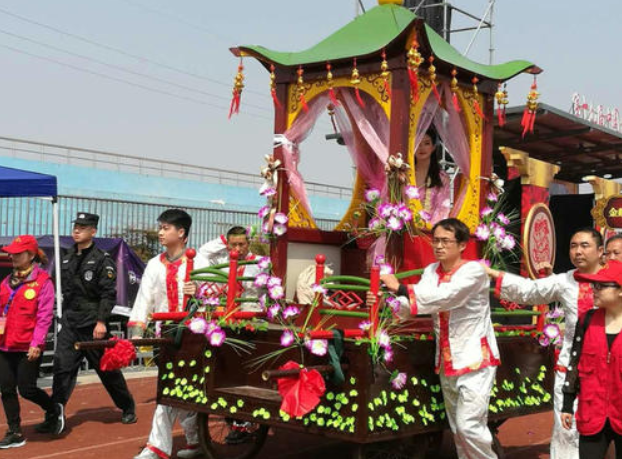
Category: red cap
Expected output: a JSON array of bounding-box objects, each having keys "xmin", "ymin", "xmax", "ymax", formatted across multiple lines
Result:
[
  {"xmin": 574, "ymin": 260, "xmax": 622, "ymax": 286},
  {"xmin": 1, "ymin": 235, "xmax": 39, "ymax": 254}
]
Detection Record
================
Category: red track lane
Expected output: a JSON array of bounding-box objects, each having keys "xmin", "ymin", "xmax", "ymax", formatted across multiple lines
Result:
[{"xmin": 0, "ymin": 376, "xmax": 557, "ymax": 459}]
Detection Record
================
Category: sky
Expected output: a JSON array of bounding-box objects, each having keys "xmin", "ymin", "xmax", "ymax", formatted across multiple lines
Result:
[{"xmin": 0, "ymin": 0, "xmax": 620, "ymax": 187}]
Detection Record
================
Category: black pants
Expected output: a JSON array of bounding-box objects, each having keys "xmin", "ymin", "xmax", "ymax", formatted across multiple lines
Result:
[
  {"xmin": 580, "ymin": 420, "xmax": 622, "ymax": 459},
  {"xmin": 0, "ymin": 350, "xmax": 55, "ymax": 432},
  {"xmin": 52, "ymin": 320, "xmax": 135, "ymax": 412}
]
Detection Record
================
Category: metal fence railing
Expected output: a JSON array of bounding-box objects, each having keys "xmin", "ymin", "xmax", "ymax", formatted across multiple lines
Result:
[
  {"xmin": 0, "ymin": 136, "xmax": 352, "ymax": 200},
  {"xmin": 0, "ymin": 195, "xmax": 340, "ymax": 247}
]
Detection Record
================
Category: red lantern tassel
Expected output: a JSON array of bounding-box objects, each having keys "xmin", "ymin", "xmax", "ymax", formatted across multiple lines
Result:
[
  {"xmin": 521, "ymin": 108, "xmax": 531, "ymax": 137},
  {"xmin": 452, "ymin": 92, "xmax": 461, "ymax": 113},
  {"xmin": 407, "ymin": 67, "xmax": 419, "ymax": 101},
  {"xmin": 473, "ymin": 99, "xmax": 485, "ymax": 119},
  {"xmin": 328, "ymin": 87, "xmax": 339, "ymax": 107},
  {"xmin": 228, "ymin": 91, "xmax": 240, "ymax": 119},
  {"xmin": 383, "ymin": 79, "xmax": 392, "ymax": 99},
  {"xmin": 354, "ymin": 87, "xmax": 365, "ymax": 108},
  {"xmin": 497, "ymin": 106, "xmax": 505, "ymax": 127},
  {"xmin": 271, "ymin": 88, "xmax": 282, "ymax": 109},
  {"xmin": 529, "ymin": 110, "xmax": 537, "ymax": 132},
  {"xmin": 431, "ymin": 83, "xmax": 442, "ymax": 104},
  {"xmin": 300, "ymin": 92, "xmax": 309, "ymax": 112}
]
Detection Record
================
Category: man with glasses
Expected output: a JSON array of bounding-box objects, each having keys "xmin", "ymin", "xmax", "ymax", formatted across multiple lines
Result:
[
  {"xmin": 484, "ymin": 227, "xmax": 604, "ymax": 459},
  {"xmin": 370, "ymin": 218, "xmax": 500, "ymax": 459}
]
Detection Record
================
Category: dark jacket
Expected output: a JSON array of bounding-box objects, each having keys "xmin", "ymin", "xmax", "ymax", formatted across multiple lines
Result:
[{"xmin": 61, "ymin": 243, "xmax": 116, "ymax": 328}]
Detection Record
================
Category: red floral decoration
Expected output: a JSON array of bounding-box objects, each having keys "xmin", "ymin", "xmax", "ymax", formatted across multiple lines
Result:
[
  {"xmin": 471, "ymin": 76, "xmax": 485, "ymax": 120},
  {"xmin": 100, "ymin": 338, "xmax": 137, "ymax": 371}
]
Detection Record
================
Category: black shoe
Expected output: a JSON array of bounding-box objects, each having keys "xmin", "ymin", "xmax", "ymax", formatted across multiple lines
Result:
[
  {"xmin": 35, "ymin": 404, "xmax": 59, "ymax": 434},
  {"xmin": 224, "ymin": 422, "xmax": 252, "ymax": 445},
  {"xmin": 121, "ymin": 411, "xmax": 137, "ymax": 424},
  {"xmin": 0, "ymin": 431, "xmax": 26, "ymax": 449},
  {"xmin": 54, "ymin": 403, "xmax": 66, "ymax": 435}
]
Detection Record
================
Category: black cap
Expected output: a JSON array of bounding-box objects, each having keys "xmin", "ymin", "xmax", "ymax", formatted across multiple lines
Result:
[{"xmin": 73, "ymin": 212, "xmax": 99, "ymax": 228}]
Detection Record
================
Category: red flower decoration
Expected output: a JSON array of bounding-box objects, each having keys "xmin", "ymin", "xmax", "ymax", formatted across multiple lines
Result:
[
  {"xmin": 276, "ymin": 361, "xmax": 326, "ymax": 417},
  {"xmin": 100, "ymin": 338, "xmax": 137, "ymax": 371}
]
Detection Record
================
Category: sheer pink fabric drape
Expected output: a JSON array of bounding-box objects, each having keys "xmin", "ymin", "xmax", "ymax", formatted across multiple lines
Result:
[{"xmin": 278, "ymin": 94, "xmax": 330, "ymax": 215}]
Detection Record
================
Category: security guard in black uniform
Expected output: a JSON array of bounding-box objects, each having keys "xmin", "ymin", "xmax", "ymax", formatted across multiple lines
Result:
[{"xmin": 35, "ymin": 213, "xmax": 136, "ymax": 435}]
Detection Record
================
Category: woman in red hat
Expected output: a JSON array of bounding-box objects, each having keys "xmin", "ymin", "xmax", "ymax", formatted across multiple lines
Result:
[
  {"xmin": 561, "ymin": 259, "xmax": 622, "ymax": 458},
  {"xmin": 0, "ymin": 235, "xmax": 59, "ymax": 449}
]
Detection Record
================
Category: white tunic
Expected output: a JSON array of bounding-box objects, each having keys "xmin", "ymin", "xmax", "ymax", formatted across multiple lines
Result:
[
  {"xmin": 401, "ymin": 261, "xmax": 500, "ymax": 375},
  {"xmin": 128, "ymin": 251, "xmax": 209, "ymax": 329}
]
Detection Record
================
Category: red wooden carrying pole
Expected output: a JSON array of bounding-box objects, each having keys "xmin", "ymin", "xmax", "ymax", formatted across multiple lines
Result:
[
  {"xmin": 369, "ymin": 265, "xmax": 380, "ymax": 338},
  {"xmin": 315, "ymin": 254, "xmax": 326, "ymax": 304},
  {"xmin": 225, "ymin": 250, "xmax": 240, "ymax": 315},
  {"xmin": 182, "ymin": 248, "xmax": 196, "ymax": 309}
]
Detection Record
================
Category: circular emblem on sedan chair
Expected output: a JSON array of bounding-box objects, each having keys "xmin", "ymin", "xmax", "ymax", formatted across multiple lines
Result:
[
  {"xmin": 523, "ymin": 203, "xmax": 556, "ymax": 280},
  {"xmin": 84, "ymin": 270, "xmax": 94, "ymax": 281},
  {"xmin": 24, "ymin": 289, "xmax": 36, "ymax": 300}
]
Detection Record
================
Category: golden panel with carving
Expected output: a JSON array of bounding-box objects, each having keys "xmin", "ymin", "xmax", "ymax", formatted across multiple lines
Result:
[{"xmin": 288, "ymin": 192, "xmax": 317, "ymax": 229}]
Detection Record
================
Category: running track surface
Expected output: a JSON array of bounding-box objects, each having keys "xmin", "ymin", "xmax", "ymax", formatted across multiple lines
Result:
[{"xmin": 0, "ymin": 376, "xmax": 553, "ymax": 459}]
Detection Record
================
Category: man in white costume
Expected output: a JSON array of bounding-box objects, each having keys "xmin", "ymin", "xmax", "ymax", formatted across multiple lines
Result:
[
  {"xmin": 484, "ymin": 227, "xmax": 604, "ymax": 459},
  {"xmin": 130, "ymin": 209, "xmax": 208, "ymax": 459},
  {"xmin": 370, "ymin": 218, "xmax": 500, "ymax": 459},
  {"xmin": 199, "ymin": 226, "xmax": 263, "ymax": 311}
]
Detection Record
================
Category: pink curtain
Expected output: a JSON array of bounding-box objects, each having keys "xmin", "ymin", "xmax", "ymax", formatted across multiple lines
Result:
[
  {"xmin": 277, "ymin": 94, "xmax": 330, "ymax": 215},
  {"xmin": 333, "ymin": 89, "xmax": 390, "ymax": 194}
]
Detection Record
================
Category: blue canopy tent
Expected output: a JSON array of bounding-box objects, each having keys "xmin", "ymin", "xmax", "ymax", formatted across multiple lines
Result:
[{"xmin": 0, "ymin": 165, "xmax": 63, "ymax": 317}]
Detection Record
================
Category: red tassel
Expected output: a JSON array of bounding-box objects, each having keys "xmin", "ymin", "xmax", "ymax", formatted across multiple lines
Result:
[
  {"xmin": 383, "ymin": 79, "xmax": 392, "ymax": 99},
  {"xmin": 520, "ymin": 108, "xmax": 531, "ymax": 138},
  {"xmin": 473, "ymin": 100, "xmax": 485, "ymax": 120},
  {"xmin": 354, "ymin": 87, "xmax": 365, "ymax": 107},
  {"xmin": 271, "ymin": 88, "xmax": 282, "ymax": 109},
  {"xmin": 431, "ymin": 83, "xmax": 442, "ymax": 104},
  {"xmin": 407, "ymin": 67, "xmax": 419, "ymax": 101},
  {"xmin": 328, "ymin": 87, "xmax": 340, "ymax": 106},
  {"xmin": 300, "ymin": 92, "xmax": 309, "ymax": 112},
  {"xmin": 529, "ymin": 111, "xmax": 537, "ymax": 132},
  {"xmin": 228, "ymin": 92, "xmax": 240, "ymax": 119},
  {"xmin": 452, "ymin": 92, "xmax": 461, "ymax": 112}
]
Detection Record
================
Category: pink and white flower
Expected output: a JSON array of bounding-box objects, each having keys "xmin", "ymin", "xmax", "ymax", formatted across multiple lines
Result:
[
  {"xmin": 365, "ymin": 188, "xmax": 380, "ymax": 202},
  {"xmin": 205, "ymin": 321, "xmax": 220, "ymax": 336},
  {"xmin": 493, "ymin": 226, "xmax": 506, "ymax": 240},
  {"xmin": 538, "ymin": 335, "xmax": 550, "ymax": 347},
  {"xmin": 282, "ymin": 306, "xmax": 300, "ymax": 320},
  {"xmin": 475, "ymin": 224, "xmax": 490, "ymax": 241},
  {"xmin": 311, "ymin": 284, "xmax": 327, "ymax": 295},
  {"xmin": 486, "ymin": 192, "xmax": 499, "ymax": 203},
  {"xmin": 267, "ymin": 276, "xmax": 282, "ymax": 288},
  {"xmin": 496, "ymin": 213, "xmax": 510, "ymax": 225},
  {"xmin": 260, "ymin": 186, "xmax": 277, "ymax": 197},
  {"xmin": 257, "ymin": 256, "xmax": 271, "ymax": 270},
  {"xmin": 368, "ymin": 217, "xmax": 383, "ymax": 231},
  {"xmin": 274, "ymin": 213, "xmax": 289, "ymax": 225},
  {"xmin": 378, "ymin": 203, "xmax": 394, "ymax": 219},
  {"xmin": 383, "ymin": 346, "xmax": 394, "ymax": 363},
  {"xmin": 543, "ymin": 323, "xmax": 560, "ymax": 340},
  {"xmin": 405, "ymin": 185, "xmax": 421, "ymax": 200},
  {"xmin": 377, "ymin": 330, "xmax": 391, "ymax": 349},
  {"xmin": 397, "ymin": 204, "xmax": 413, "ymax": 222},
  {"xmin": 188, "ymin": 317, "xmax": 208, "ymax": 335},
  {"xmin": 358, "ymin": 320, "xmax": 372, "ymax": 332},
  {"xmin": 267, "ymin": 304, "xmax": 281, "ymax": 320},
  {"xmin": 258, "ymin": 205, "xmax": 271, "ymax": 219},
  {"xmin": 273, "ymin": 224, "xmax": 287, "ymax": 236},
  {"xmin": 391, "ymin": 372, "xmax": 407, "ymax": 390},
  {"xmin": 379, "ymin": 263, "xmax": 394, "ymax": 276},
  {"xmin": 480, "ymin": 206, "xmax": 494, "ymax": 217},
  {"xmin": 254, "ymin": 272, "xmax": 270, "ymax": 288},
  {"xmin": 209, "ymin": 328, "xmax": 226, "ymax": 347},
  {"xmin": 268, "ymin": 285, "xmax": 284, "ymax": 300},
  {"xmin": 500, "ymin": 234, "xmax": 516, "ymax": 251},
  {"xmin": 385, "ymin": 296, "xmax": 401, "ymax": 314},
  {"xmin": 203, "ymin": 296, "xmax": 220, "ymax": 307},
  {"xmin": 280, "ymin": 330, "xmax": 295, "ymax": 347},
  {"xmin": 387, "ymin": 216, "xmax": 404, "ymax": 232},
  {"xmin": 305, "ymin": 339, "xmax": 328, "ymax": 356}
]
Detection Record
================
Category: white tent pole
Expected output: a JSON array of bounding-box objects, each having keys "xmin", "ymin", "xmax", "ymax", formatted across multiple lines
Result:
[{"xmin": 52, "ymin": 198, "xmax": 62, "ymax": 319}]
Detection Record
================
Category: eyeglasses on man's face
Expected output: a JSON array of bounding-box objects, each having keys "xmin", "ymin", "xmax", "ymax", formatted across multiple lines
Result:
[
  {"xmin": 592, "ymin": 282, "xmax": 620, "ymax": 291},
  {"xmin": 432, "ymin": 238, "xmax": 458, "ymax": 247}
]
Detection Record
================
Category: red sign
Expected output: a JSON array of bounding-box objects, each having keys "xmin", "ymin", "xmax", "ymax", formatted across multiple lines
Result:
[
  {"xmin": 604, "ymin": 197, "xmax": 622, "ymax": 229},
  {"xmin": 523, "ymin": 204, "xmax": 556, "ymax": 279}
]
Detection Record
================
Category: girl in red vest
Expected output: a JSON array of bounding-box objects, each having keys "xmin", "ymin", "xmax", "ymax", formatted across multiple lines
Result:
[
  {"xmin": 0, "ymin": 236, "xmax": 58, "ymax": 449},
  {"xmin": 562, "ymin": 259, "xmax": 622, "ymax": 458}
]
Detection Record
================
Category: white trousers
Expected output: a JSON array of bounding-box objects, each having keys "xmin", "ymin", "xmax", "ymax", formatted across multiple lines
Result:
[
  {"xmin": 146, "ymin": 404, "xmax": 198, "ymax": 457},
  {"xmin": 550, "ymin": 370, "xmax": 579, "ymax": 459},
  {"xmin": 440, "ymin": 365, "xmax": 498, "ymax": 459}
]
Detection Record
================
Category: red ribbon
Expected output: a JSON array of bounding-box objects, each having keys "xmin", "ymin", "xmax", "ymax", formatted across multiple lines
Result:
[
  {"xmin": 100, "ymin": 339, "xmax": 136, "ymax": 371},
  {"xmin": 277, "ymin": 361, "xmax": 326, "ymax": 417}
]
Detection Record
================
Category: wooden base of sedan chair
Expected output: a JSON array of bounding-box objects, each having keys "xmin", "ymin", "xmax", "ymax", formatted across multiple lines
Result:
[
  {"xmin": 197, "ymin": 412, "xmax": 269, "ymax": 459},
  {"xmin": 351, "ymin": 436, "xmax": 428, "ymax": 459}
]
